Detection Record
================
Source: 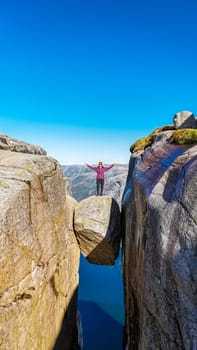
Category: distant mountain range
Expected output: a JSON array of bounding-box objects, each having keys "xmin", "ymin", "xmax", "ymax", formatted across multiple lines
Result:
[{"xmin": 61, "ymin": 164, "xmax": 128, "ymax": 207}]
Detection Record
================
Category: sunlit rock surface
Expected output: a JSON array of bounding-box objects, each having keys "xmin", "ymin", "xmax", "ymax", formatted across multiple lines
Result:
[
  {"xmin": 0, "ymin": 150, "xmax": 80, "ymax": 350},
  {"xmin": 122, "ymin": 131, "xmax": 197, "ymax": 349},
  {"xmin": 74, "ymin": 195, "xmax": 121, "ymax": 265}
]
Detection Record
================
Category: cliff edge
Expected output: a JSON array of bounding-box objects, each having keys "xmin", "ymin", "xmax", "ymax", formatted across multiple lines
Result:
[
  {"xmin": 122, "ymin": 113, "xmax": 197, "ymax": 349},
  {"xmin": 0, "ymin": 145, "xmax": 80, "ymax": 349}
]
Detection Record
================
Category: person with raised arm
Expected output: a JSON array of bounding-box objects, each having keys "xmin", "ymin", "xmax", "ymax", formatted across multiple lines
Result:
[{"xmin": 85, "ymin": 161, "xmax": 115, "ymax": 196}]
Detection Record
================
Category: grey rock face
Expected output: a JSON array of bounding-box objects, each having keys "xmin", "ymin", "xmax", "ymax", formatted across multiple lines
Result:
[
  {"xmin": 74, "ymin": 195, "xmax": 121, "ymax": 265},
  {"xmin": 0, "ymin": 133, "xmax": 47, "ymax": 154},
  {"xmin": 122, "ymin": 131, "xmax": 197, "ymax": 349},
  {"xmin": 173, "ymin": 110, "xmax": 196, "ymax": 129}
]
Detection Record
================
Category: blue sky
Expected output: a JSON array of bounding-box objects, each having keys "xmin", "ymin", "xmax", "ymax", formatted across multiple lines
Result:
[{"xmin": 0, "ymin": 0, "xmax": 196, "ymax": 164}]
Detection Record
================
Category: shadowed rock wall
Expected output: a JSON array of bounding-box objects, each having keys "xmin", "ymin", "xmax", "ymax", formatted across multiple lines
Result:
[
  {"xmin": 122, "ymin": 131, "xmax": 197, "ymax": 349},
  {"xmin": 0, "ymin": 150, "xmax": 80, "ymax": 350}
]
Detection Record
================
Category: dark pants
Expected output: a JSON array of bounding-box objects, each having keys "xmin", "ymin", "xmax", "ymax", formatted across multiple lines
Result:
[{"xmin": 96, "ymin": 179, "xmax": 104, "ymax": 195}]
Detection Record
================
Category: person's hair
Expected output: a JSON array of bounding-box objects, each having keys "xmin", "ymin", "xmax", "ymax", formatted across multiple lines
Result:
[{"xmin": 98, "ymin": 161, "xmax": 103, "ymax": 168}]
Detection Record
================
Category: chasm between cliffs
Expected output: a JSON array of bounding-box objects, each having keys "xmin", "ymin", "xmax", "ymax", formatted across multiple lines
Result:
[{"xmin": 78, "ymin": 248, "xmax": 125, "ymax": 350}]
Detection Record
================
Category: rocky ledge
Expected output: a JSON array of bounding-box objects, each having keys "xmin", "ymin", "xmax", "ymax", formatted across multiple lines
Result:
[{"xmin": 0, "ymin": 133, "xmax": 47, "ymax": 154}]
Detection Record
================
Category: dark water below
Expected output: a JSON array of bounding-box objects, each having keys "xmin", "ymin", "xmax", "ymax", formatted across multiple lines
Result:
[{"xmin": 78, "ymin": 250, "xmax": 124, "ymax": 349}]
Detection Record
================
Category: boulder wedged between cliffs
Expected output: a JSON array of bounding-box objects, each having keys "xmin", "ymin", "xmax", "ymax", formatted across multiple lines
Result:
[{"xmin": 74, "ymin": 195, "xmax": 121, "ymax": 265}]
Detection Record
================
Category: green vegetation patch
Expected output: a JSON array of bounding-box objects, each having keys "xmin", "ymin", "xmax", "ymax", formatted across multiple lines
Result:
[
  {"xmin": 130, "ymin": 136, "xmax": 153, "ymax": 153},
  {"xmin": 170, "ymin": 129, "xmax": 197, "ymax": 145},
  {"xmin": 130, "ymin": 125, "xmax": 175, "ymax": 153}
]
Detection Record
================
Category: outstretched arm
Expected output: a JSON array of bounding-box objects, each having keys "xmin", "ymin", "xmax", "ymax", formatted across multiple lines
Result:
[
  {"xmin": 85, "ymin": 163, "xmax": 98, "ymax": 171},
  {"xmin": 103, "ymin": 164, "xmax": 115, "ymax": 171}
]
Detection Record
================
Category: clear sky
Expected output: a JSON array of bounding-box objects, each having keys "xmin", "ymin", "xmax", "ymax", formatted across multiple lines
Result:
[{"xmin": 0, "ymin": 0, "xmax": 196, "ymax": 164}]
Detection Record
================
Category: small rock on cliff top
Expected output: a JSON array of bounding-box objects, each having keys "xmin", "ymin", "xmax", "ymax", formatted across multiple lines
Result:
[
  {"xmin": 0, "ymin": 133, "xmax": 46, "ymax": 154},
  {"xmin": 173, "ymin": 110, "xmax": 196, "ymax": 129},
  {"xmin": 74, "ymin": 195, "xmax": 121, "ymax": 265}
]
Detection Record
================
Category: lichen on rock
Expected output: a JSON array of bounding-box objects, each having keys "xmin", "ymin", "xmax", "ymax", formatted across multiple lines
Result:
[
  {"xmin": 170, "ymin": 128, "xmax": 197, "ymax": 144},
  {"xmin": 130, "ymin": 125, "xmax": 175, "ymax": 153}
]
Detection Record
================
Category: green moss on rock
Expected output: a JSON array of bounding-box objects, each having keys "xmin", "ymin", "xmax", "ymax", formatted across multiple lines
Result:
[
  {"xmin": 130, "ymin": 136, "xmax": 153, "ymax": 153},
  {"xmin": 170, "ymin": 129, "xmax": 197, "ymax": 145},
  {"xmin": 130, "ymin": 125, "xmax": 174, "ymax": 153}
]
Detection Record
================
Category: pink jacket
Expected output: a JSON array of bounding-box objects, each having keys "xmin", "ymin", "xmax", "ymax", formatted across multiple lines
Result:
[{"xmin": 87, "ymin": 164, "xmax": 114, "ymax": 179}]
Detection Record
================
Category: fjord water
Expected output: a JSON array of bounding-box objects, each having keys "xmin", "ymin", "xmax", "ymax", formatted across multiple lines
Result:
[{"xmin": 78, "ymin": 249, "xmax": 124, "ymax": 349}]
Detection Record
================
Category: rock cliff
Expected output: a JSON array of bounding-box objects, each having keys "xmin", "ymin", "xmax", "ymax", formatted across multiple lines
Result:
[
  {"xmin": 1, "ymin": 115, "xmax": 197, "ymax": 349},
  {"xmin": 0, "ymin": 149, "xmax": 80, "ymax": 349},
  {"xmin": 122, "ymin": 128, "xmax": 197, "ymax": 349}
]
